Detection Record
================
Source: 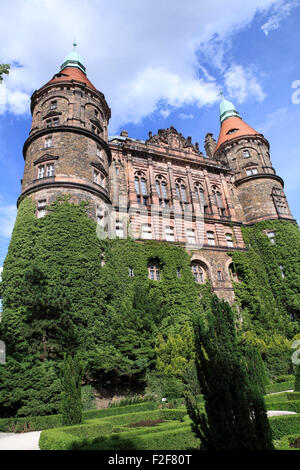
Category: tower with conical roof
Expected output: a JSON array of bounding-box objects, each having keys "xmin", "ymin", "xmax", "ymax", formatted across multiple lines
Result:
[
  {"xmin": 19, "ymin": 43, "xmax": 111, "ymax": 220},
  {"xmin": 214, "ymin": 95, "xmax": 294, "ymax": 224}
]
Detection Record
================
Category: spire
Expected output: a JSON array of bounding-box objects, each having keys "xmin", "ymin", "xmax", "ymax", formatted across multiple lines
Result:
[
  {"xmin": 219, "ymin": 91, "xmax": 240, "ymax": 123},
  {"xmin": 60, "ymin": 41, "xmax": 86, "ymax": 74}
]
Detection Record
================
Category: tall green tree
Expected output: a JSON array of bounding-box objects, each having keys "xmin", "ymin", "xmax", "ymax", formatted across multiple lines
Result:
[
  {"xmin": 185, "ymin": 295, "xmax": 274, "ymax": 450},
  {"xmin": 61, "ymin": 353, "xmax": 84, "ymax": 426}
]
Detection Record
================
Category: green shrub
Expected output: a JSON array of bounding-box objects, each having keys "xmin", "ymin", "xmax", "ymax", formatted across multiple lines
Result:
[
  {"xmin": 81, "ymin": 385, "xmax": 97, "ymax": 410},
  {"xmin": 287, "ymin": 392, "xmax": 300, "ymax": 401},
  {"xmin": 275, "ymin": 434, "xmax": 300, "ymax": 450},
  {"xmin": 266, "ymin": 400, "xmax": 300, "ymax": 413},
  {"xmin": 269, "ymin": 415, "xmax": 300, "ymax": 440},
  {"xmin": 74, "ymin": 425, "xmax": 199, "ymax": 451},
  {"xmin": 265, "ymin": 380, "xmax": 294, "ymax": 394},
  {"xmin": 108, "ymin": 395, "xmax": 150, "ymax": 408},
  {"xmin": 0, "ymin": 401, "xmax": 158, "ymax": 433},
  {"xmin": 295, "ymin": 364, "xmax": 300, "ymax": 392},
  {"xmin": 274, "ymin": 375, "xmax": 294, "ymax": 383},
  {"xmin": 61, "ymin": 354, "xmax": 84, "ymax": 426},
  {"xmin": 39, "ymin": 408, "xmax": 187, "ymax": 450}
]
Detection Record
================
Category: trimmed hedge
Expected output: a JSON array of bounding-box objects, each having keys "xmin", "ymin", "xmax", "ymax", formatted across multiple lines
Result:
[
  {"xmin": 0, "ymin": 401, "xmax": 158, "ymax": 433},
  {"xmin": 39, "ymin": 409, "xmax": 187, "ymax": 450},
  {"xmin": 275, "ymin": 434, "xmax": 300, "ymax": 450},
  {"xmin": 73, "ymin": 424, "xmax": 199, "ymax": 451},
  {"xmin": 266, "ymin": 400, "xmax": 300, "ymax": 413},
  {"xmin": 287, "ymin": 392, "xmax": 300, "ymax": 401},
  {"xmin": 265, "ymin": 381, "xmax": 294, "ymax": 394},
  {"xmin": 269, "ymin": 415, "xmax": 300, "ymax": 440}
]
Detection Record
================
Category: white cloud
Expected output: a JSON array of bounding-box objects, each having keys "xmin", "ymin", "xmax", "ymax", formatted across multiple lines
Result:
[
  {"xmin": 259, "ymin": 107, "xmax": 289, "ymax": 134},
  {"xmin": 261, "ymin": 0, "xmax": 299, "ymax": 35},
  {"xmin": 0, "ymin": 203, "xmax": 17, "ymax": 239},
  {"xmin": 179, "ymin": 113, "xmax": 194, "ymax": 120},
  {"xmin": 224, "ymin": 65, "xmax": 266, "ymax": 104},
  {"xmin": 0, "ymin": 0, "xmax": 283, "ymax": 130}
]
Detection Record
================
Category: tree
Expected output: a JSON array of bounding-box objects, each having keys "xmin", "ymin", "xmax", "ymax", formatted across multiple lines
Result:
[
  {"xmin": 61, "ymin": 353, "xmax": 85, "ymax": 426},
  {"xmin": 19, "ymin": 264, "xmax": 78, "ymax": 359},
  {"xmin": 0, "ymin": 64, "xmax": 10, "ymax": 83},
  {"xmin": 185, "ymin": 295, "xmax": 274, "ymax": 450}
]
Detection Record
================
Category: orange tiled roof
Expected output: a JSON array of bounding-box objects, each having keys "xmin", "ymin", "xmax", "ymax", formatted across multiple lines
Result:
[
  {"xmin": 46, "ymin": 66, "xmax": 97, "ymax": 91},
  {"xmin": 215, "ymin": 116, "xmax": 258, "ymax": 151}
]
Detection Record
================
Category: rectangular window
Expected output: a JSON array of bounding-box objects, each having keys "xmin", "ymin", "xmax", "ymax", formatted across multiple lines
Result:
[
  {"xmin": 243, "ymin": 150, "xmax": 250, "ymax": 158},
  {"xmin": 207, "ymin": 232, "xmax": 215, "ymax": 246},
  {"xmin": 116, "ymin": 221, "xmax": 124, "ymax": 238},
  {"xmin": 217, "ymin": 271, "xmax": 223, "ymax": 281},
  {"xmin": 44, "ymin": 137, "xmax": 52, "ymax": 148},
  {"xmin": 267, "ymin": 231, "xmax": 275, "ymax": 244},
  {"xmin": 37, "ymin": 200, "xmax": 46, "ymax": 218},
  {"xmin": 52, "ymin": 118, "xmax": 59, "ymax": 127},
  {"xmin": 46, "ymin": 164, "xmax": 54, "ymax": 177},
  {"xmin": 94, "ymin": 170, "xmax": 99, "ymax": 184},
  {"xmin": 165, "ymin": 226, "xmax": 174, "ymax": 242},
  {"xmin": 38, "ymin": 166, "xmax": 45, "ymax": 179},
  {"xmin": 186, "ymin": 229, "xmax": 196, "ymax": 244},
  {"xmin": 226, "ymin": 234, "xmax": 234, "ymax": 248},
  {"xmin": 50, "ymin": 101, "xmax": 57, "ymax": 110},
  {"xmin": 128, "ymin": 267, "xmax": 134, "ymax": 277},
  {"xmin": 176, "ymin": 268, "xmax": 181, "ymax": 278},
  {"xmin": 142, "ymin": 224, "xmax": 152, "ymax": 239}
]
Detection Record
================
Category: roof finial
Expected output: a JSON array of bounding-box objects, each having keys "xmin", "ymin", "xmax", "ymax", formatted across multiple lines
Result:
[
  {"xmin": 220, "ymin": 89, "xmax": 224, "ymax": 98},
  {"xmin": 73, "ymin": 39, "xmax": 77, "ymax": 49}
]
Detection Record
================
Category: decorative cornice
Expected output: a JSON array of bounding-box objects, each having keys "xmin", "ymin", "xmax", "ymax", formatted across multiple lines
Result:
[
  {"xmin": 18, "ymin": 179, "xmax": 111, "ymax": 207},
  {"xmin": 234, "ymin": 173, "xmax": 284, "ymax": 187},
  {"xmin": 34, "ymin": 154, "xmax": 59, "ymax": 166},
  {"xmin": 23, "ymin": 125, "xmax": 112, "ymax": 164},
  {"xmin": 90, "ymin": 161, "xmax": 107, "ymax": 176},
  {"xmin": 145, "ymin": 126, "xmax": 203, "ymax": 156}
]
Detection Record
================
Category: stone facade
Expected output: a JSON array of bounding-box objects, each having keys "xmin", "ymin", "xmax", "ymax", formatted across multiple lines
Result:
[{"xmin": 17, "ymin": 56, "xmax": 295, "ymax": 304}]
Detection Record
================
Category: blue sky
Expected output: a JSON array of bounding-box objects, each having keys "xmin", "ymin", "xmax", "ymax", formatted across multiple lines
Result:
[{"xmin": 0, "ymin": 0, "xmax": 299, "ymax": 270}]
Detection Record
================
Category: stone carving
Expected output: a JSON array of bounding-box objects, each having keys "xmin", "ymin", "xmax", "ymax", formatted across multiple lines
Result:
[
  {"xmin": 146, "ymin": 126, "xmax": 203, "ymax": 156},
  {"xmin": 204, "ymin": 132, "xmax": 216, "ymax": 158}
]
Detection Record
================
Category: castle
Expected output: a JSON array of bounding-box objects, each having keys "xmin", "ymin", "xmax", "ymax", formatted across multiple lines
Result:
[{"xmin": 18, "ymin": 45, "xmax": 295, "ymax": 304}]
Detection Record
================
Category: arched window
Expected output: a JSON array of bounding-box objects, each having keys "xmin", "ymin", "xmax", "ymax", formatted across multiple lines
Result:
[
  {"xmin": 175, "ymin": 179, "xmax": 187, "ymax": 203},
  {"xmin": 228, "ymin": 263, "xmax": 239, "ymax": 282},
  {"xmin": 194, "ymin": 183, "xmax": 207, "ymax": 211},
  {"xmin": 207, "ymin": 231, "xmax": 215, "ymax": 246},
  {"xmin": 272, "ymin": 186, "xmax": 289, "ymax": 215},
  {"xmin": 191, "ymin": 262, "xmax": 207, "ymax": 283},
  {"xmin": 148, "ymin": 264, "xmax": 161, "ymax": 280},
  {"xmin": 134, "ymin": 172, "xmax": 148, "ymax": 205},
  {"xmin": 212, "ymin": 186, "xmax": 225, "ymax": 216},
  {"xmin": 155, "ymin": 175, "xmax": 169, "ymax": 206}
]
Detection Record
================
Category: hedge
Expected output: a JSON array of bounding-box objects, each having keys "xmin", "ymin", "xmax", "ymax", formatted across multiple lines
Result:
[
  {"xmin": 39, "ymin": 409, "xmax": 187, "ymax": 450},
  {"xmin": 265, "ymin": 381, "xmax": 294, "ymax": 394},
  {"xmin": 0, "ymin": 401, "xmax": 158, "ymax": 433},
  {"xmin": 275, "ymin": 434, "xmax": 300, "ymax": 450},
  {"xmin": 269, "ymin": 415, "xmax": 300, "ymax": 440},
  {"xmin": 73, "ymin": 424, "xmax": 199, "ymax": 451},
  {"xmin": 266, "ymin": 400, "xmax": 300, "ymax": 413}
]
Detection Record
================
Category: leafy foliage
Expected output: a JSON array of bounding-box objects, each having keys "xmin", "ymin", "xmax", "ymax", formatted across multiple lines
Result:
[
  {"xmin": 295, "ymin": 363, "xmax": 300, "ymax": 392},
  {"xmin": 61, "ymin": 354, "xmax": 84, "ymax": 426},
  {"xmin": 0, "ymin": 64, "xmax": 10, "ymax": 83},
  {"xmin": 185, "ymin": 295, "xmax": 274, "ymax": 450}
]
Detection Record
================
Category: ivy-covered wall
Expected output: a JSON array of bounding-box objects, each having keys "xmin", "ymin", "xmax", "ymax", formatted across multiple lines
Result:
[
  {"xmin": 230, "ymin": 219, "xmax": 300, "ymax": 377},
  {"xmin": 1, "ymin": 196, "xmax": 299, "ymax": 416}
]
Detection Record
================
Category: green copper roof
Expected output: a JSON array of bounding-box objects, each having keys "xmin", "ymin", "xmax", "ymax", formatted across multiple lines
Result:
[
  {"xmin": 60, "ymin": 41, "xmax": 86, "ymax": 74},
  {"xmin": 219, "ymin": 91, "xmax": 240, "ymax": 123}
]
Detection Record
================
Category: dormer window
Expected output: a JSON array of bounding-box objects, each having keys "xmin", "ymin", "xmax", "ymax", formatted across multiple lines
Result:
[{"xmin": 227, "ymin": 128, "xmax": 238, "ymax": 135}]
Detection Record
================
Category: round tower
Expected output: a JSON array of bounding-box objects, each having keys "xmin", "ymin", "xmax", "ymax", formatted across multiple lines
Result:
[
  {"xmin": 214, "ymin": 94, "xmax": 294, "ymax": 224},
  {"xmin": 19, "ymin": 43, "xmax": 112, "ymax": 219}
]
